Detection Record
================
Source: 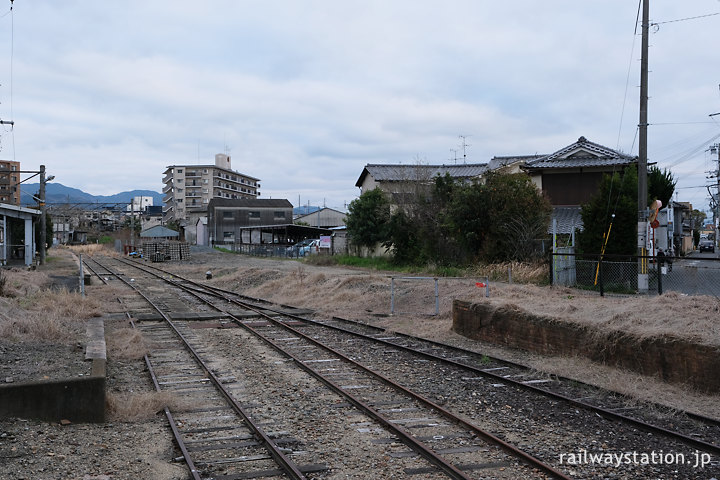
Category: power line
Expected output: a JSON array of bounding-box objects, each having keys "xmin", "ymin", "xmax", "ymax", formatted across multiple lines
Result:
[{"xmin": 651, "ymin": 12, "xmax": 720, "ymax": 27}]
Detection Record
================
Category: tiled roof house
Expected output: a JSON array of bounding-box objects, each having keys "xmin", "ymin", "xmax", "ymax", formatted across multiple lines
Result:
[{"xmin": 521, "ymin": 136, "xmax": 637, "ymax": 233}]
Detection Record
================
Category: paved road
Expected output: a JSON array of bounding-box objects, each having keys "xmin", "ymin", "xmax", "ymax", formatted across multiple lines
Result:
[{"xmin": 658, "ymin": 250, "xmax": 720, "ymax": 296}]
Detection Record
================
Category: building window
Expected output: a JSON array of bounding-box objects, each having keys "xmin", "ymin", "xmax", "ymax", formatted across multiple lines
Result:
[
  {"xmin": 274, "ymin": 211, "xmax": 286, "ymax": 220},
  {"xmin": 177, "ymin": 169, "xmax": 183, "ymax": 173},
  {"xmin": 223, "ymin": 232, "xmax": 234, "ymax": 240},
  {"xmin": 223, "ymin": 211, "xmax": 233, "ymax": 219},
  {"xmin": 249, "ymin": 211, "xmax": 260, "ymax": 219}
]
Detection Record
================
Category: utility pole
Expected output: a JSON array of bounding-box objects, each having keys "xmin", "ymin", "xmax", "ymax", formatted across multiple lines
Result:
[
  {"xmin": 637, "ymin": 0, "xmax": 650, "ymax": 292},
  {"xmin": 39, "ymin": 165, "xmax": 46, "ymax": 265},
  {"xmin": 711, "ymin": 143, "xmax": 720, "ymax": 247}
]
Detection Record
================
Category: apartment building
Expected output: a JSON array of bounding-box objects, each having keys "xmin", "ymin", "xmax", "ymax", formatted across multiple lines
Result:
[
  {"xmin": 162, "ymin": 153, "xmax": 260, "ymax": 241},
  {"xmin": 0, "ymin": 160, "xmax": 20, "ymax": 205}
]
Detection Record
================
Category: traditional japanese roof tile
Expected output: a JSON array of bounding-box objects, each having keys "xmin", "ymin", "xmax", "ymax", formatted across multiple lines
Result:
[
  {"xmin": 356, "ymin": 163, "xmax": 487, "ymax": 187},
  {"xmin": 523, "ymin": 136, "xmax": 636, "ymax": 171},
  {"xmin": 548, "ymin": 206, "xmax": 584, "ymax": 234},
  {"xmin": 487, "ymin": 154, "xmax": 546, "ymax": 171}
]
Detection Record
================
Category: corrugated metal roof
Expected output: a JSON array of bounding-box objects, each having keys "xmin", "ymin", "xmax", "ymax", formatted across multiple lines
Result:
[
  {"xmin": 357, "ymin": 163, "xmax": 487, "ymax": 186},
  {"xmin": 525, "ymin": 137, "xmax": 635, "ymax": 170},
  {"xmin": 140, "ymin": 225, "xmax": 180, "ymax": 238}
]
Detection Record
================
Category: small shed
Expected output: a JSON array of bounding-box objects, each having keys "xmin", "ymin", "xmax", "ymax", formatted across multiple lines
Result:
[
  {"xmin": 0, "ymin": 203, "xmax": 40, "ymax": 266},
  {"xmin": 140, "ymin": 225, "xmax": 180, "ymax": 240}
]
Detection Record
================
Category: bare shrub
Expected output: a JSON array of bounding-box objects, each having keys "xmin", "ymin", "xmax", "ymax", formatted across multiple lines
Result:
[
  {"xmin": 107, "ymin": 391, "xmax": 198, "ymax": 422},
  {"xmin": 67, "ymin": 244, "xmax": 115, "ymax": 256},
  {"xmin": 107, "ymin": 328, "xmax": 150, "ymax": 360},
  {"xmin": 0, "ymin": 270, "xmax": 7, "ymax": 296},
  {"xmin": 471, "ymin": 261, "xmax": 548, "ymax": 284}
]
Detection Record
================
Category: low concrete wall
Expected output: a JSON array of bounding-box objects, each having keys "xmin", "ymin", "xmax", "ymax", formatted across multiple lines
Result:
[
  {"xmin": 0, "ymin": 376, "xmax": 106, "ymax": 422},
  {"xmin": 452, "ymin": 299, "xmax": 720, "ymax": 393},
  {"xmin": 0, "ymin": 317, "xmax": 107, "ymax": 423}
]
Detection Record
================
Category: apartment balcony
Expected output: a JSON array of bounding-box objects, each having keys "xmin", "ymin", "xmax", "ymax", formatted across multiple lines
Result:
[
  {"xmin": 162, "ymin": 183, "xmax": 173, "ymax": 194},
  {"xmin": 163, "ymin": 192, "xmax": 174, "ymax": 204},
  {"xmin": 162, "ymin": 173, "xmax": 173, "ymax": 184},
  {"xmin": 185, "ymin": 171, "xmax": 201, "ymax": 177}
]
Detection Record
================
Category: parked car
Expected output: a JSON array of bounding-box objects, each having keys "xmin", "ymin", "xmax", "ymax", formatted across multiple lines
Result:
[
  {"xmin": 298, "ymin": 239, "xmax": 320, "ymax": 257},
  {"xmin": 287, "ymin": 238, "xmax": 318, "ymax": 257},
  {"xmin": 699, "ymin": 240, "xmax": 715, "ymax": 253}
]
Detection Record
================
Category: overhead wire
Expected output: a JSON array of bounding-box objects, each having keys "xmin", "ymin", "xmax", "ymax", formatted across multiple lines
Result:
[
  {"xmin": 616, "ymin": 0, "xmax": 642, "ymax": 153},
  {"xmin": 650, "ymin": 11, "xmax": 720, "ymax": 27},
  {"xmin": 9, "ymin": 0, "xmax": 14, "ymax": 161}
]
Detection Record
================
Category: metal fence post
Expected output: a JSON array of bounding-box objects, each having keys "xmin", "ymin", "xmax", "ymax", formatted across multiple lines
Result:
[
  {"xmin": 79, "ymin": 253, "xmax": 85, "ymax": 297},
  {"xmin": 598, "ymin": 257, "xmax": 604, "ymax": 297},
  {"xmin": 657, "ymin": 254, "xmax": 663, "ymax": 295},
  {"xmin": 390, "ymin": 277, "xmax": 395, "ymax": 315},
  {"xmin": 434, "ymin": 278, "xmax": 439, "ymax": 315},
  {"xmin": 549, "ymin": 253, "xmax": 554, "ymax": 286}
]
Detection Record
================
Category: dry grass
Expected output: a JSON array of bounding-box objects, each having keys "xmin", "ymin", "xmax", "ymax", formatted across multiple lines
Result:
[
  {"xmin": 106, "ymin": 391, "xmax": 199, "ymax": 422},
  {"xmin": 0, "ymin": 267, "xmax": 52, "ymax": 298},
  {"xmin": 107, "ymin": 327, "xmax": 151, "ymax": 360},
  {"xmin": 0, "ymin": 273, "xmax": 103, "ymax": 343},
  {"xmin": 469, "ymin": 260, "xmax": 549, "ymax": 284},
  {"xmin": 479, "ymin": 283, "xmax": 720, "ymax": 347},
  {"xmin": 67, "ymin": 243, "xmax": 117, "ymax": 256}
]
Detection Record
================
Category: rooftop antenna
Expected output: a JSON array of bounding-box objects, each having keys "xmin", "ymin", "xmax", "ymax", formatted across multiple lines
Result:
[
  {"xmin": 450, "ymin": 148, "xmax": 458, "ymax": 164},
  {"xmin": 223, "ymin": 134, "xmax": 231, "ymax": 156},
  {"xmin": 459, "ymin": 135, "xmax": 471, "ymax": 164}
]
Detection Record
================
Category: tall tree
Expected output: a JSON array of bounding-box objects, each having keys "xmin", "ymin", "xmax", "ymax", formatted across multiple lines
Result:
[
  {"xmin": 345, "ymin": 188, "xmax": 391, "ymax": 252},
  {"xmin": 578, "ymin": 167, "xmax": 638, "ymax": 255},
  {"xmin": 443, "ymin": 172, "xmax": 552, "ymax": 262},
  {"xmin": 648, "ymin": 166, "xmax": 676, "ymax": 208},
  {"xmin": 578, "ymin": 165, "xmax": 677, "ymax": 255}
]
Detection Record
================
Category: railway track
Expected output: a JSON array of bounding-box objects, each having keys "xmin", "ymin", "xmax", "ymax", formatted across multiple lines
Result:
[{"xmin": 86, "ymin": 255, "xmax": 720, "ymax": 478}]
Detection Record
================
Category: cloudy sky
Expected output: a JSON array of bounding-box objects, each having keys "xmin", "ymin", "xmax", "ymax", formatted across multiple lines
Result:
[{"xmin": 0, "ymin": 1, "xmax": 719, "ymax": 214}]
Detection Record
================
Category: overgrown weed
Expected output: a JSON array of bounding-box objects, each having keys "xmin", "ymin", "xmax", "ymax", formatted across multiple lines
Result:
[{"xmin": 107, "ymin": 391, "xmax": 199, "ymax": 422}]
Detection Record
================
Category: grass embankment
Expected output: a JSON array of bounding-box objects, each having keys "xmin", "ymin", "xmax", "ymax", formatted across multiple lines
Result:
[{"xmin": 307, "ymin": 254, "xmax": 549, "ymax": 284}]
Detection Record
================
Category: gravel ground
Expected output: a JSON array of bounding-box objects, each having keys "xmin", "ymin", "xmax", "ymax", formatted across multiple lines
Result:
[{"xmin": 0, "ymin": 246, "xmax": 718, "ymax": 479}]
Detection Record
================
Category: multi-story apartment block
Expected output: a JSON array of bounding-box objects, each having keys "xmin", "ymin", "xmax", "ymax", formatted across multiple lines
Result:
[
  {"xmin": 0, "ymin": 160, "xmax": 20, "ymax": 205},
  {"xmin": 162, "ymin": 153, "xmax": 260, "ymax": 241}
]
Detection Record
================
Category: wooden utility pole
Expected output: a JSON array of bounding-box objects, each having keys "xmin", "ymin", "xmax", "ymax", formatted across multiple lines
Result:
[{"xmin": 637, "ymin": 0, "xmax": 650, "ymax": 291}]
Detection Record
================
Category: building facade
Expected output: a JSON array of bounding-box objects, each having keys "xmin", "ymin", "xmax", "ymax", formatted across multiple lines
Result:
[
  {"xmin": 207, "ymin": 198, "xmax": 292, "ymax": 245},
  {"xmin": 162, "ymin": 153, "xmax": 260, "ymax": 241},
  {"xmin": 0, "ymin": 160, "xmax": 20, "ymax": 206},
  {"xmin": 294, "ymin": 207, "xmax": 346, "ymax": 228}
]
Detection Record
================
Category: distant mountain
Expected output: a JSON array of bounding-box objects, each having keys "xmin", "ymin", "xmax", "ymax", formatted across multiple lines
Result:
[
  {"xmin": 21, "ymin": 183, "xmax": 163, "ymax": 207},
  {"xmin": 294, "ymin": 205, "xmax": 321, "ymax": 216}
]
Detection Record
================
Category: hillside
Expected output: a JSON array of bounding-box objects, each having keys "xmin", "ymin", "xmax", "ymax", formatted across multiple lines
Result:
[{"xmin": 20, "ymin": 183, "xmax": 163, "ymax": 207}]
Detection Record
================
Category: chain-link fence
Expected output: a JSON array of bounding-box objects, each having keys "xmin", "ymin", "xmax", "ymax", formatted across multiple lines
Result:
[{"xmin": 551, "ymin": 252, "xmax": 720, "ymax": 297}]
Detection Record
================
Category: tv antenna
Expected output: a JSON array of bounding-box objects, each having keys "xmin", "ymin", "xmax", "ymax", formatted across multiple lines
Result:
[{"xmin": 458, "ymin": 135, "xmax": 471, "ymax": 164}]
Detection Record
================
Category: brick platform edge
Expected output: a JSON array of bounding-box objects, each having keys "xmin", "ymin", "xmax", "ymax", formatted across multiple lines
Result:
[
  {"xmin": 452, "ymin": 299, "xmax": 720, "ymax": 393},
  {"xmin": 0, "ymin": 318, "xmax": 107, "ymax": 423}
]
